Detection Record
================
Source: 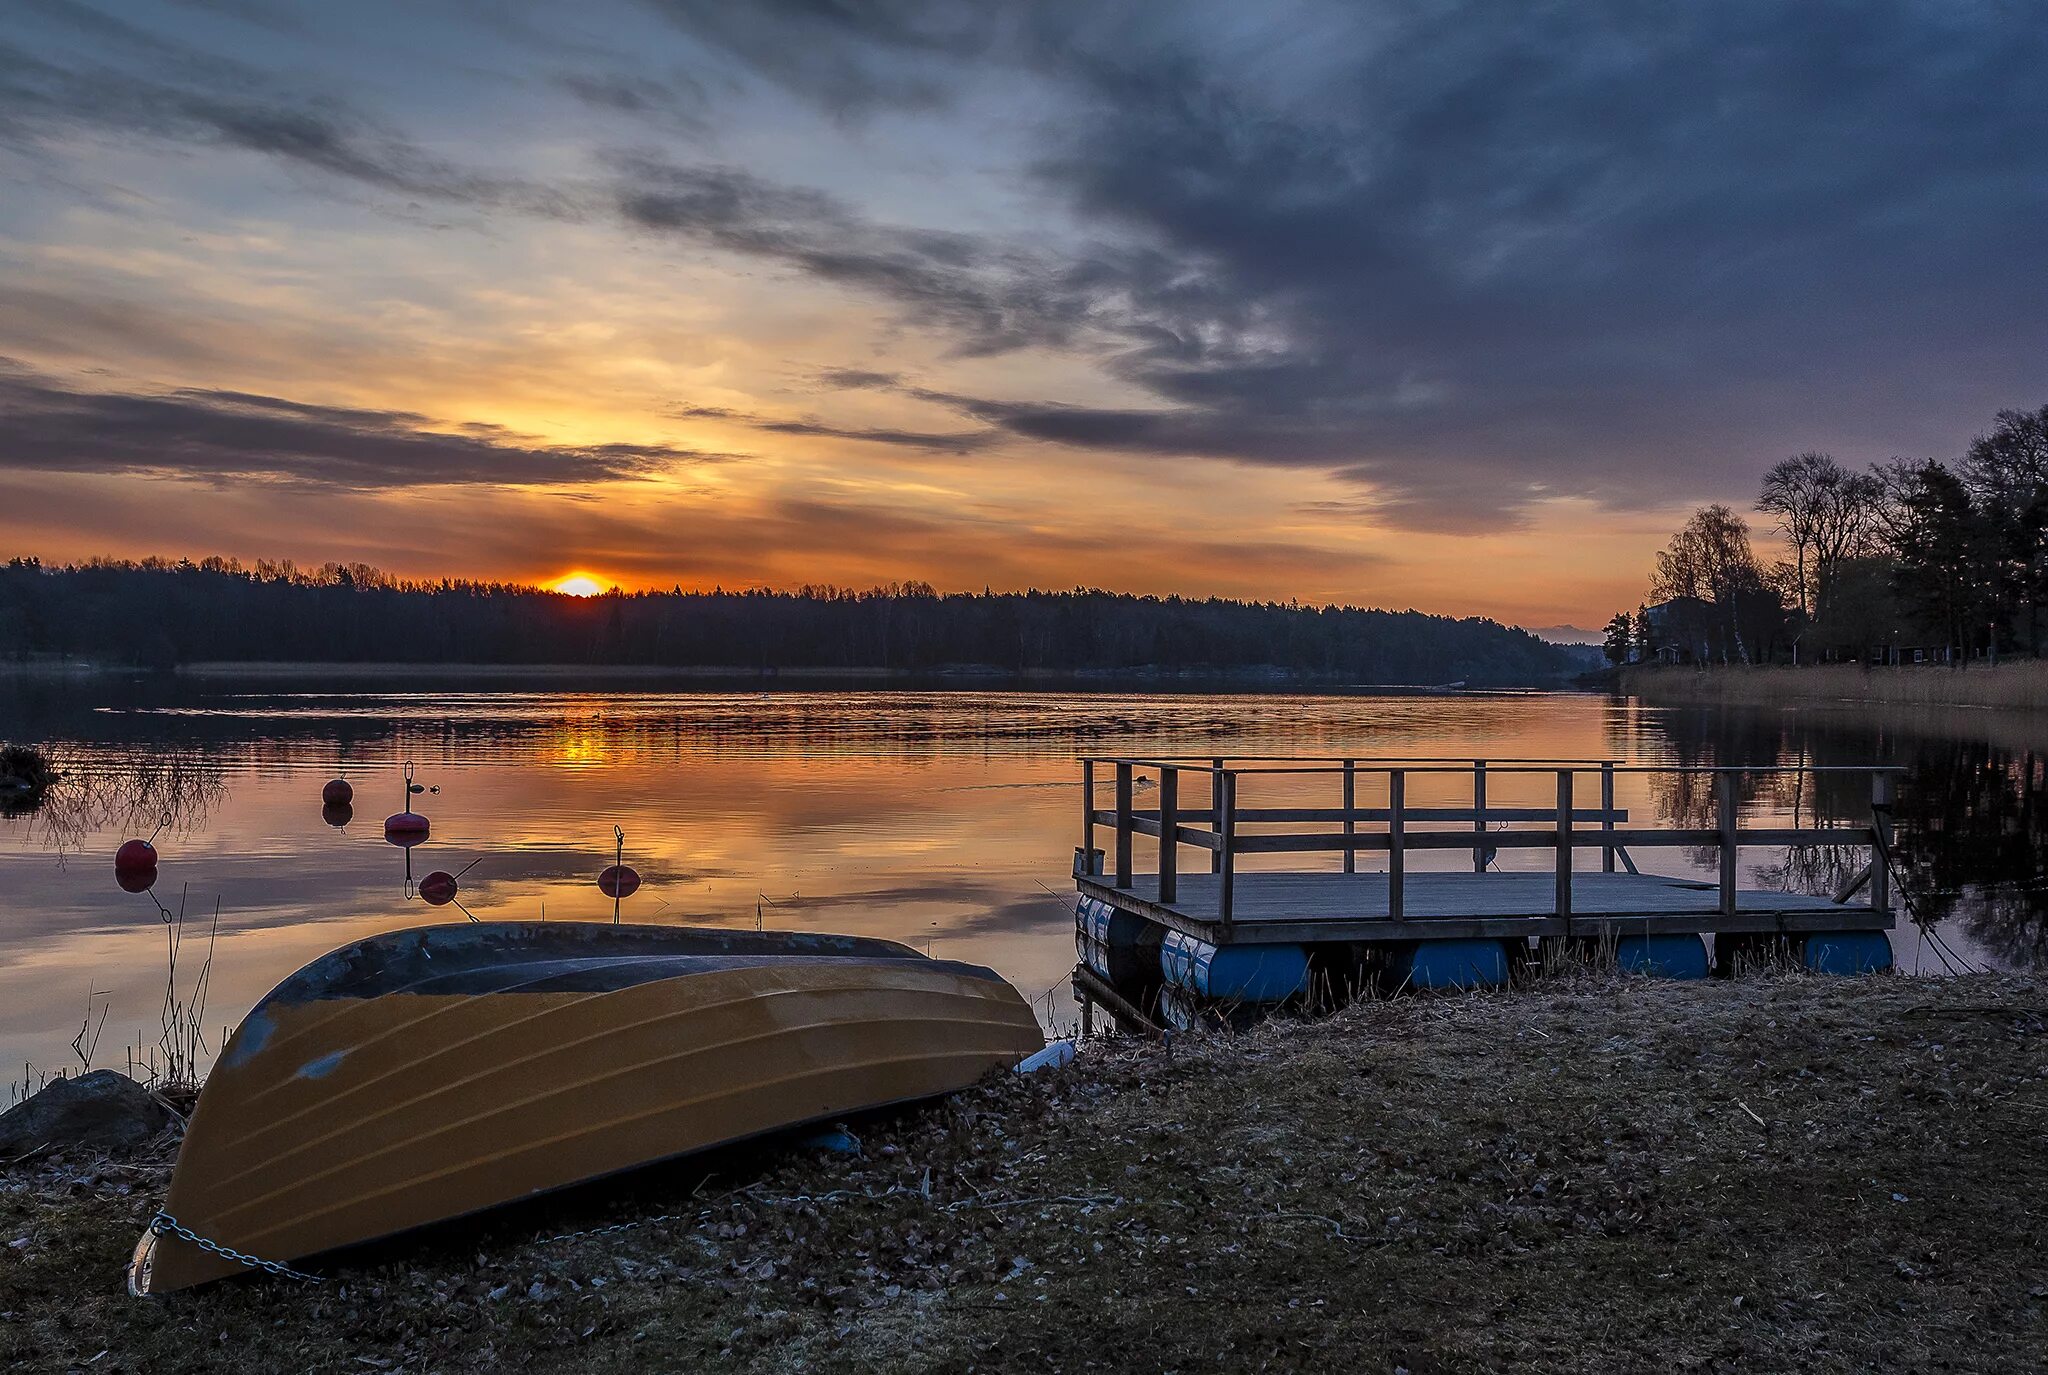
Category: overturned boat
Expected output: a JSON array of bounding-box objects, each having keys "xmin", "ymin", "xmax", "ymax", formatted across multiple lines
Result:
[{"xmin": 129, "ymin": 922, "xmax": 1042, "ymax": 1294}]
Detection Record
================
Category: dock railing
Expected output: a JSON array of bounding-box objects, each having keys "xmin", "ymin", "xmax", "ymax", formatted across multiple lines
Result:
[{"xmin": 1078, "ymin": 756, "xmax": 1901, "ymax": 936}]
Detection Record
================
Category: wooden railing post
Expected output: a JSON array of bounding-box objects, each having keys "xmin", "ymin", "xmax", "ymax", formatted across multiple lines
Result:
[
  {"xmin": 1472, "ymin": 759, "xmax": 1488, "ymax": 873},
  {"xmin": 1158, "ymin": 765, "xmax": 1179, "ymax": 904},
  {"xmin": 1218, "ymin": 770, "xmax": 1237, "ymax": 933},
  {"xmin": 1209, "ymin": 757, "xmax": 1225, "ymax": 874},
  {"xmin": 1555, "ymin": 769, "xmax": 1573, "ymax": 927},
  {"xmin": 1717, "ymin": 771, "xmax": 1738, "ymax": 919},
  {"xmin": 1081, "ymin": 759, "xmax": 1095, "ymax": 874},
  {"xmin": 1342, "ymin": 758, "xmax": 1357, "ymax": 875},
  {"xmin": 1600, "ymin": 761, "xmax": 1616, "ymax": 873},
  {"xmin": 1870, "ymin": 771, "xmax": 1893, "ymax": 918},
  {"xmin": 1388, "ymin": 769, "xmax": 1406, "ymax": 921},
  {"xmin": 1114, "ymin": 761, "xmax": 1133, "ymax": 889}
]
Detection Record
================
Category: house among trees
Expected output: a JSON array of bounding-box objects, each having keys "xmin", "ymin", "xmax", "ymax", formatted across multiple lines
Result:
[{"xmin": 1605, "ymin": 402, "xmax": 2048, "ymax": 670}]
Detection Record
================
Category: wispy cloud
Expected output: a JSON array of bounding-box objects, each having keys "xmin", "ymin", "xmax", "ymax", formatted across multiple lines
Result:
[{"xmin": 0, "ymin": 359, "xmax": 725, "ymax": 489}]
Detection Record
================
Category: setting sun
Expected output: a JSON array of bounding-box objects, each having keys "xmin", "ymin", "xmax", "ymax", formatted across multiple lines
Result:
[{"xmin": 550, "ymin": 573, "xmax": 607, "ymax": 597}]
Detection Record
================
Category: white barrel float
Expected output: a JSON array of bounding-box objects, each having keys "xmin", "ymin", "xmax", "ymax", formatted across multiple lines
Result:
[
  {"xmin": 1159, "ymin": 930, "xmax": 1308, "ymax": 1002},
  {"xmin": 1614, "ymin": 933, "xmax": 1709, "ymax": 980},
  {"xmin": 1802, "ymin": 931, "xmax": 1894, "ymax": 975},
  {"xmin": 1385, "ymin": 938, "xmax": 1512, "ymax": 991},
  {"xmin": 1158, "ymin": 984, "xmax": 1266, "ymax": 1033},
  {"xmin": 1075, "ymin": 897, "xmax": 1165, "ymax": 988}
]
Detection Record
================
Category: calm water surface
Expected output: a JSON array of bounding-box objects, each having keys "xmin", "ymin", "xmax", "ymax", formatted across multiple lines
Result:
[{"xmin": 3, "ymin": 683, "xmax": 2043, "ymax": 1085}]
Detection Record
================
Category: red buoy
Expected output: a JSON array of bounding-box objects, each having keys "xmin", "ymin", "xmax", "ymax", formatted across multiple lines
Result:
[
  {"xmin": 114, "ymin": 838, "xmax": 158, "ymax": 873},
  {"xmin": 322, "ymin": 801, "xmax": 354, "ymax": 829},
  {"xmin": 419, "ymin": 870, "xmax": 458, "ymax": 906},
  {"xmin": 322, "ymin": 778, "xmax": 354, "ymax": 806},
  {"xmin": 116, "ymin": 866, "xmax": 158, "ymax": 894},
  {"xmin": 383, "ymin": 812, "xmax": 430, "ymax": 847},
  {"xmin": 597, "ymin": 865, "xmax": 640, "ymax": 900}
]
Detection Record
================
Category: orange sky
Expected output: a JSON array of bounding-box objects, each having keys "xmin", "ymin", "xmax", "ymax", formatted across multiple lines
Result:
[{"xmin": 4, "ymin": 3, "xmax": 2033, "ymax": 635}]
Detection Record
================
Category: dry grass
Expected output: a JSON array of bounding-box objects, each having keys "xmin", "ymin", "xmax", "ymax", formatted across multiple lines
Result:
[
  {"xmin": 3, "ymin": 973, "xmax": 2045, "ymax": 1373},
  {"xmin": 1622, "ymin": 661, "xmax": 2048, "ymax": 710}
]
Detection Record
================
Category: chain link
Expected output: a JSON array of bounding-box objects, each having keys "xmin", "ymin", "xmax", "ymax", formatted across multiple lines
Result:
[
  {"xmin": 148, "ymin": 1210, "xmax": 325, "ymax": 1284},
  {"xmin": 534, "ymin": 1212, "xmax": 684, "ymax": 1246}
]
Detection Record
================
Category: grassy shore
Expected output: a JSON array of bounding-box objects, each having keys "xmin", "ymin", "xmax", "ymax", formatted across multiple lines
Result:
[
  {"xmin": 4, "ymin": 973, "xmax": 2045, "ymax": 1373},
  {"xmin": 1622, "ymin": 661, "xmax": 2048, "ymax": 710}
]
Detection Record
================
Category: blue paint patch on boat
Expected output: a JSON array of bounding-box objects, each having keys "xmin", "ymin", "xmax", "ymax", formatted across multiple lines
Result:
[
  {"xmin": 1388, "ymin": 938, "xmax": 1510, "ymax": 991},
  {"xmin": 297, "ymin": 1049, "xmax": 348, "ymax": 1080},
  {"xmin": 219, "ymin": 1011, "xmax": 274, "ymax": 1068},
  {"xmin": 1803, "ymin": 931, "xmax": 1894, "ymax": 975},
  {"xmin": 1616, "ymin": 934, "xmax": 1709, "ymax": 980},
  {"xmin": 1159, "ymin": 931, "xmax": 1307, "ymax": 1002}
]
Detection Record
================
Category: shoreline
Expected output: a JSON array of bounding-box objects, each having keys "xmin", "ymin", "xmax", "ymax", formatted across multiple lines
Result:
[
  {"xmin": 1621, "ymin": 661, "xmax": 2048, "ymax": 711},
  {"xmin": 4, "ymin": 972, "xmax": 2043, "ymax": 1371}
]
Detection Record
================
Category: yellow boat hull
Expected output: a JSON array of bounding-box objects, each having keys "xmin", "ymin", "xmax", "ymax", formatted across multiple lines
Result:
[{"xmin": 129, "ymin": 923, "xmax": 1042, "ymax": 1294}]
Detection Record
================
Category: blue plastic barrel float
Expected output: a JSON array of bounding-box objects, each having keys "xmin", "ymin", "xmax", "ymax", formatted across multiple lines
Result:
[
  {"xmin": 1614, "ymin": 933, "xmax": 1710, "ymax": 980},
  {"xmin": 1074, "ymin": 897, "xmax": 1165, "ymax": 989},
  {"xmin": 1158, "ymin": 930, "xmax": 1309, "ymax": 1003},
  {"xmin": 1384, "ymin": 938, "xmax": 1513, "ymax": 991},
  {"xmin": 1802, "ymin": 930, "xmax": 1895, "ymax": 975}
]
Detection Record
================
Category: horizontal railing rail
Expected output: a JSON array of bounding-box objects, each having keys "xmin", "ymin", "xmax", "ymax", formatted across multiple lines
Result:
[{"xmin": 1077, "ymin": 756, "xmax": 1897, "ymax": 935}]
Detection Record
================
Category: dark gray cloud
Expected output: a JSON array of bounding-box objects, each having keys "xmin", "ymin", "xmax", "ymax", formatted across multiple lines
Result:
[
  {"xmin": 552, "ymin": 70, "xmax": 710, "ymax": 132},
  {"xmin": 670, "ymin": 399, "xmax": 990, "ymax": 452},
  {"xmin": 0, "ymin": 359, "xmax": 724, "ymax": 489},
  {"xmin": 7, "ymin": 1, "xmax": 2048, "ymax": 533},
  {"xmin": 631, "ymin": 1, "xmax": 2048, "ymax": 528},
  {"xmin": 611, "ymin": 155, "xmax": 1149, "ymax": 356},
  {"xmin": 0, "ymin": 7, "xmax": 569, "ymax": 214}
]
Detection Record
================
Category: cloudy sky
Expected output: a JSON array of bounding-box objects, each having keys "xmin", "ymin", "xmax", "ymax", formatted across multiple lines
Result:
[{"xmin": 2, "ymin": 1, "xmax": 2042, "ymax": 627}]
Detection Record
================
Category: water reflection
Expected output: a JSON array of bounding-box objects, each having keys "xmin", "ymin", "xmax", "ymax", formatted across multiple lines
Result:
[
  {"xmin": 1635, "ymin": 705, "xmax": 2048, "ymax": 970},
  {"xmin": 2, "ymin": 683, "xmax": 2043, "ymax": 1086}
]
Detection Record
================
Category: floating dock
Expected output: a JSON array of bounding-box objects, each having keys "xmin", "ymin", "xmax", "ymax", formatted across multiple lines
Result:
[{"xmin": 1070, "ymin": 757, "xmax": 1899, "ymax": 1032}]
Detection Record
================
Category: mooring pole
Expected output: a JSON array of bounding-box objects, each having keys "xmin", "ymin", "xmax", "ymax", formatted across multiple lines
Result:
[
  {"xmin": 1388, "ymin": 769, "xmax": 1406, "ymax": 921},
  {"xmin": 1472, "ymin": 760, "xmax": 1488, "ymax": 873},
  {"xmin": 1555, "ymin": 769, "xmax": 1573, "ymax": 931},
  {"xmin": 1870, "ymin": 771, "xmax": 1894, "ymax": 918},
  {"xmin": 1342, "ymin": 758, "xmax": 1357, "ymax": 876},
  {"xmin": 1114, "ymin": 761, "xmax": 1133, "ymax": 889},
  {"xmin": 1081, "ymin": 759, "xmax": 1095, "ymax": 874},
  {"xmin": 1209, "ymin": 758, "xmax": 1225, "ymax": 874},
  {"xmin": 1601, "ymin": 761, "xmax": 1617, "ymax": 873},
  {"xmin": 1158, "ymin": 765, "xmax": 1179, "ymax": 905},
  {"xmin": 1218, "ymin": 770, "xmax": 1237, "ymax": 934},
  {"xmin": 1717, "ymin": 772, "xmax": 1739, "ymax": 920}
]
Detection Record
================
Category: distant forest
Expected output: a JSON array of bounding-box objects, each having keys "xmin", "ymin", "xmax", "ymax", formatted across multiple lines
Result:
[{"xmin": 0, "ymin": 558, "xmax": 1579, "ymax": 686}]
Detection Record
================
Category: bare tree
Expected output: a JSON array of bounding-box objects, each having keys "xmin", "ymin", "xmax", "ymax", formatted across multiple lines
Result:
[
  {"xmin": 1653, "ymin": 504, "xmax": 1778, "ymax": 662},
  {"xmin": 1757, "ymin": 452, "xmax": 1880, "ymax": 624}
]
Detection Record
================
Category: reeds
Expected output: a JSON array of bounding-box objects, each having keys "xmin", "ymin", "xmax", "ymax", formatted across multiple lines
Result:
[{"xmin": 1621, "ymin": 661, "xmax": 2048, "ymax": 710}]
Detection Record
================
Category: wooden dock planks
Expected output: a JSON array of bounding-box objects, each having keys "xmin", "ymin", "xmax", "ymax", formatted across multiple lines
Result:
[{"xmin": 1077, "ymin": 869, "xmax": 1890, "ymax": 945}]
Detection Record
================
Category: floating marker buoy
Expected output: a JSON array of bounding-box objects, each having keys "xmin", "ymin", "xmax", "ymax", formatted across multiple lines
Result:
[
  {"xmin": 384, "ymin": 812, "xmax": 430, "ymax": 846},
  {"xmin": 322, "ymin": 778, "xmax": 354, "ymax": 806},
  {"xmin": 597, "ymin": 865, "xmax": 640, "ymax": 900},
  {"xmin": 116, "ymin": 866, "xmax": 158, "ymax": 894},
  {"xmin": 419, "ymin": 870, "xmax": 458, "ymax": 906},
  {"xmin": 322, "ymin": 801, "xmax": 353, "ymax": 829},
  {"xmin": 114, "ymin": 838, "xmax": 158, "ymax": 873}
]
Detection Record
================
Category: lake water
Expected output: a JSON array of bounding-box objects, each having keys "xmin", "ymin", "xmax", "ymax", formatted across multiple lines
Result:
[{"xmin": 3, "ymin": 680, "xmax": 2043, "ymax": 1089}]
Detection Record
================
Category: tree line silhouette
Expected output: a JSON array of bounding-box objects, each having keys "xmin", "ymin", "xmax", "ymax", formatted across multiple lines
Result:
[
  {"xmin": 1605, "ymin": 401, "xmax": 2048, "ymax": 664},
  {"xmin": 0, "ymin": 557, "xmax": 1577, "ymax": 685}
]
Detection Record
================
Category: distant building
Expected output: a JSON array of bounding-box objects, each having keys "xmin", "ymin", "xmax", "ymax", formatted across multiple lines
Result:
[{"xmin": 1641, "ymin": 596, "xmax": 1714, "ymax": 664}]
